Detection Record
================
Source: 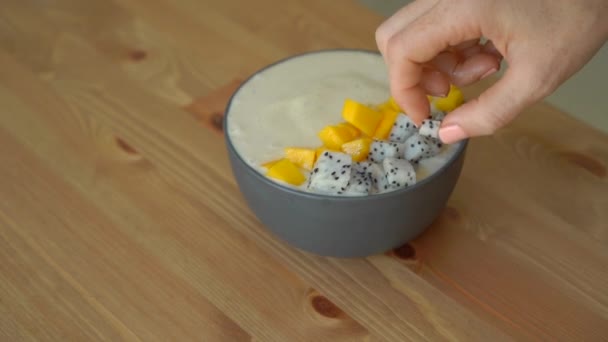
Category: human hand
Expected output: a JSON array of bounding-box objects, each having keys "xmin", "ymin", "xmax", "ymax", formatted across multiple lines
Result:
[{"xmin": 376, "ymin": 0, "xmax": 608, "ymax": 143}]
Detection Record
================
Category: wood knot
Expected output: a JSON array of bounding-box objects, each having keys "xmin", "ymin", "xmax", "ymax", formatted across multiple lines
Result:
[
  {"xmin": 310, "ymin": 295, "xmax": 342, "ymax": 319},
  {"xmin": 129, "ymin": 50, "xmax": 147, "ymax": 62},
  {"xmin": 115, "ymin": 137, "xmax": 138, "ymax": 155},
  {"xmin": 561, "ymin": 151, "xmax": 606, "ymax": 178},
  {"xmin": 210, "ymin": 112, "xmax": 224, "ymax": 132},
  {"xmin": 392, "ymin": 243, "xmax": 416, "ymax": 260}
]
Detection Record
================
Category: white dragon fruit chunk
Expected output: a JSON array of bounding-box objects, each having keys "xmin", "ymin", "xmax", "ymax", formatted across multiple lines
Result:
[
  {"xmin": 388, "ymin": 113, "xmax": 417, "ymax": 143},
  {"xmin": 343, "ymin": 169, "xmax": 372, "ymax": 196},
  {"xmin": 419, "ymin": 119, "xmax": 441, "ymax": 140},
  {"xmin": 352, "ymin": 161, "xmax": 373, "ymax": 175},
  {"xmin": 368, "ymin": 140, "xmax": 404, "ymax": 163},
  {"xmin": 422, "ymin": 136, "xmax": 443, "ymax": 158},
  {"xmin": 366, "ymin": 163, "xmax": 391, "ymax": 194},
  {"xmin": 307, "ymin": 151, "xmax": 353, "ymax": 195},
  {"xmin": 430, "ymin": 108, "xmax": 446, "ymax": 121},
  {"xmin": 383, "ymin": 158, "xmax": 416, "ymax": 190},
  {"xmin": 404, "ymin": 134, "xmax": 443, "ymax": 162}
]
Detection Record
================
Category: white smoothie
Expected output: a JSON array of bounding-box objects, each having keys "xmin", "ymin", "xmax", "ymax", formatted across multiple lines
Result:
[{"xmin": 226, "ymin": 50, "xmax": 459, "ymax": 189}]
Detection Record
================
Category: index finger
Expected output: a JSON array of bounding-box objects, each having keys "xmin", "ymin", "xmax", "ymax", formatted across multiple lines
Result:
[{"xmin": 385, "ymin": 4, "xmax": 480, "ymax": 123}]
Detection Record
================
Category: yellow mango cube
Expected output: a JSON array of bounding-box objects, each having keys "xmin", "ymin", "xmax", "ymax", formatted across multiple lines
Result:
[
  {"xmin": 266, "ymin": 159, "xmax": 306, "ymax": 186},
  {"xmin": 376, "ymin": 97, "xmax": 402, "ymax": 113},
  {"xmin": 388, "ymin": 97, "xmax": 402, "ymax": 112},
  {"xmin": 262, "ymin": 159, "xmax": 281, "ymax": 169},
  {"xmin": 336, "ymin": 122, "xmax": 360, "ymax": 139},
  {"xmin": 342, "ymin": 99, "xmax": 384, "ymax": 137},
  {"xmin": 375, "ymin": 101, "xmax": 393, "ymax": 113},
  {"xmin": 284, "ymin": 147, "xmax": 316, "ymax": 170},
  {"xmin": 318, "ymin": 125, "xmax": 355, "ymax": 150},
  {"xmin": 341, "ymin": 137, "xmax": 373, "ymax": 162},
  {"xmin": 434, "ymin": 85, "xmax": 464, "ymax": 112},
  {"xmin": 373, "ymin": 110, "xmax": 400, "ymax": 140}
]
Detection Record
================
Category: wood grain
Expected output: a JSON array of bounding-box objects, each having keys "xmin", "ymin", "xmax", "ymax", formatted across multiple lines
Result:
[{"xmin": 0, "ymin": 0, "xmax": 607, "ymax": 341}]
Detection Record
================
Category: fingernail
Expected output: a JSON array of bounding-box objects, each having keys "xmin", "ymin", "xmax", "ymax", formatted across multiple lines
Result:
[
  {"xmin": 439, "ymin": 124, "xmax": 467, "ymax": 143},
  {"xmin": 481, "ymin": 68, "xmax": 498, "ymax": 80},
  {"xmin": 429, "ymin": 87, "xmax": 449, "ymax": 98},
  {"xmin": 428, "ymin": 88, "xmax": 449, "ymax": 97}
]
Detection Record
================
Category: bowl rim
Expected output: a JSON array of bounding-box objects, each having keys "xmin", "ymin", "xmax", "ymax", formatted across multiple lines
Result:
[{"xmin": 223, "ymin": 48, "xmax": 468, "ymax": 201}]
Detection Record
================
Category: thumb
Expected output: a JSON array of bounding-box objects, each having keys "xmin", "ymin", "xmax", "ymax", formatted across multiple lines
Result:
[{"xmin": 439, "ymin": 66, "xmax": 547, "ymax": 143}]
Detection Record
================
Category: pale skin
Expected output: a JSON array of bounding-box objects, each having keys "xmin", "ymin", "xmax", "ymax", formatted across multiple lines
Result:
[{"xmin": 376, "ymin": 0, "xmax": 608, "ymax": 143}]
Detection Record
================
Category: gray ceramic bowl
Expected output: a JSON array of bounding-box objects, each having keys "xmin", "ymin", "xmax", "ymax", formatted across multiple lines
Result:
[{"xmin": 224, "ymin": 49, "xmax": 468, "ymax": 258}]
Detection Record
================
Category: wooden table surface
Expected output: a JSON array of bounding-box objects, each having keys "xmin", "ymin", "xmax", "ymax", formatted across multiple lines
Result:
[{"xmin": 1, "ymin": 1, "xmax": 607, "ymax": 341}]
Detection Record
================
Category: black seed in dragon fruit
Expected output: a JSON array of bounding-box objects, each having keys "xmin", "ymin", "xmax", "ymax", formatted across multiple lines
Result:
[
  {"xmin": 403, "ymin": 134, "xmax": 443, "ymax": 162},
  {"xmin": 388, "ymin": 113, "xmax": 417, "ymax": 143},
  {"xmin": 366, "ymin": 163, "xmax": 390, "ymax": 194},
  {"xmin": 422, "ymin": 136, "xmax": 443, "ymax": 158},
  {"xmin": 382, "ymin": 158, "xmax": 416, "ymax": 190},
  {"xmin": 343, "ymin": 169, "xmax": 372, "ymax": 196},
  {"xmin": 307, "ymin": 151, "xmax": 353, "ymax": 195},
  {"xmin": 352, "ymin": 161, "xmax": 373, "ymax": 175},
  {"xmin": 419, "ymin": 119, "xmax": 441, "ymax": 140},
  {"xmin": 368, "ymin": 140, "xmax": 404, "ymax": 163}
]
